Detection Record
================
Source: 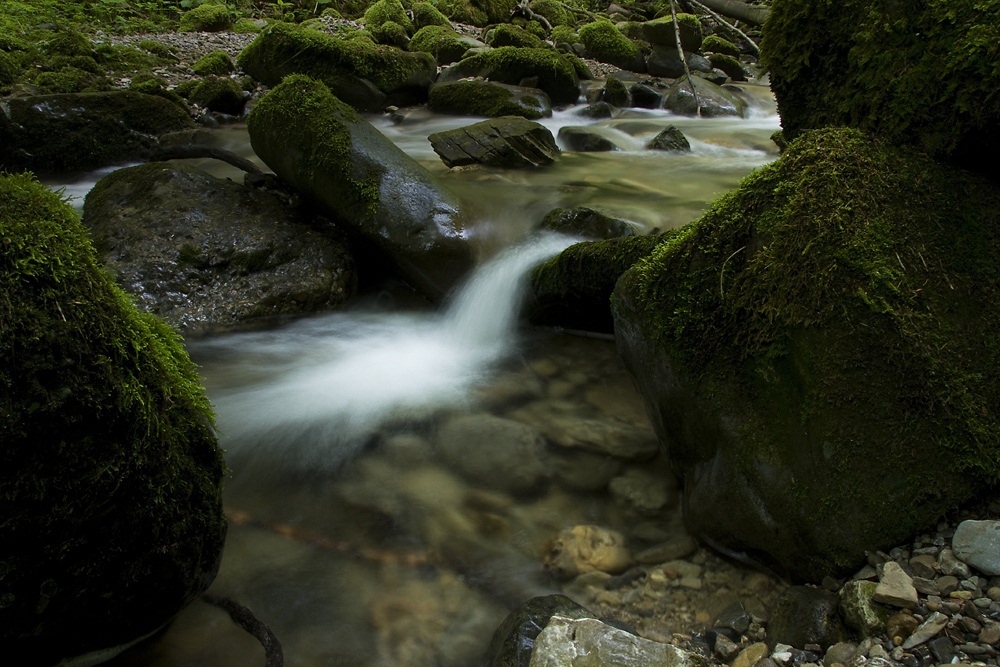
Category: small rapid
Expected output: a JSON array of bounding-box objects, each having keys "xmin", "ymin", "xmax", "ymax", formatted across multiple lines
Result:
[{"xmin": 195, "ymin": 232, "xmax": 579, "ymax": 470}]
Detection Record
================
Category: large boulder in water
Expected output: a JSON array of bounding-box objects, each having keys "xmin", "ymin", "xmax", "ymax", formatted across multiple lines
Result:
[
  {"xmin": 612, "ymin": 128, "xmax": 1000, "ymax": 581},
  {"xmin": 247, "ymin": 74, "xmax": 474, "ymax": 300},
  {"xmin": 236, "ymin": 22, "xmax": 437, "ymax": 111},
  {"xmin": 428, "ymin": 80, "xmax": 553, "ymax": 120},
  {"xmin": 428, "ymin": 116, "xmax": 559, "ymax": 169},
  {"xmin": 0, "ymin": 173, "xmax": 226, "ymax": 664},
  {"xmin": 662, "ymin": 76, "xmax": 747, "ymax": 117},
  {"xmin": 437, "ymin": 47, "xmax": 583, "ymax": 107},
  {"xmin": 82, "ymin": 162, "xmax": 357, "ymax": 335},
  {"xmin": 0, "ymin": 90, "xmax": 194, "ymax": 172},
  {"xmin": 761, "ymin": 0, "xmax": 999, "ymax": 177}
]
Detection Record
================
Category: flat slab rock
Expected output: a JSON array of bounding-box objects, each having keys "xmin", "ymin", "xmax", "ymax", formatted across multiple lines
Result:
[{"xmin": 428, "ymin": 116, "xmax": 560, "ymax": 169}]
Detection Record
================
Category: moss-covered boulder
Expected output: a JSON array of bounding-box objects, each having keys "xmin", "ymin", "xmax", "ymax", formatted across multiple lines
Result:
[
  {"xmin": 236, "ymin": 22, "xmax": 437, "ymax": 111},
  {"xmin": 0, "ymin": 173, "xmax": 226, "ymax": 664},
  {"xmin": 707, "ymin": 52, "xmax": 747, "ymax": 82},
  {"xmin": 179, "ymin": 3, "xmax": 233, "ymax": 32},
  {"xmin": 192, "ymin": 49, "xmax": 235, "ymax": 75},
  {"xmin": 436, "ymin": 0, "xmax": 518, "ymax": 26},
  {"xmin": 527, "ymin": 233, "xmax": 662, "ymax": 333},
  {"xmin": 438, "ymin": 46, "xmax": 582, "ymax": 106},
  {"xmin": 641, "ymin": 13, "xmax": 702, "ymax": 51},
  {"xmin": 0, "ymin": 90, "xmax": 195, "ymax": 172},
  {"xmin": 702, "ymin": 34, "xmax": 740, "ymax": 58},
  {"xmin": 578, "ymin": 20, "xmax": 645, "ymax": 72},
  {"xmin": 428, "ymin": 115, "xmax": 559, "ymax": 168},
  {"xmin": 429, "ymin": 79, "xmax": 553, "ymax": 119},
  {"xmin": 760, "ymin": 0, "xmax": 1000, "ymax": 176},
  {"xmin": 188, "ymin": 76, "xmax": 246, "ymax": 116},
  {"xmin": 408, "ymin": 25, "xmax": 476, "ymax": 65},
  {"xmin": 411, "ymin": 1, "xmax": 452, "ymax": 28},
  {"xmin": 82, "ymin": 162, "xmax": 357, "ymax": 334},
  {"xmin": 612, "ymin": 128, "xmax": 1000, "ymax": 581},
  {"xmin": 486, "ymin": 23, "xmax": 547, "ymax": 49},
  {"xmin": 247, "ymin": 74, "xmax": 474, "ymax": 300},
  {"xmin": 363, "ymin": 0, "xmax": 413, "ymax": 33}
]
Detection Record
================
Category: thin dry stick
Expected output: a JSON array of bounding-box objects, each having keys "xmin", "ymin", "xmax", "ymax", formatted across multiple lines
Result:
[
  {"xmin": 202, "ymin": 594, "xmax": 284, "ymax": 667},
  {"xmin": 687, "ymin": 0, "xmax": 760, "ymax": 55},
  {"xmin": 512, "ymin": 0, "xmax": 553, "ymax": 33},
  {"xmin": 149, "ymin": 145, "xmax": 265, "ymax": 175},
  {"xmin": 669, "ymin": 0, "xmax": 702, "ymax": 117}
]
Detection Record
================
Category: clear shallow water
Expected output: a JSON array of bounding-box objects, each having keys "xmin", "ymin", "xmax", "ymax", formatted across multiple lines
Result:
[{"xmin": 51, "ymin": 83, "xmax": 782, "ymax": 667}]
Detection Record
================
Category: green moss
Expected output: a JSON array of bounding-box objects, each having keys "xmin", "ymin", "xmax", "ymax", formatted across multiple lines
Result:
[
  {"xmin": 193, "ymin": 49, "xmax": 235, "ymax": 76},
  {"xmin": 232, "ymin": 18, "xmax": 263, "ymax": 34},
  {"xmin": 408, "ymin": 25, "xmax": 468, "ymax": 64},
  {"xmin": 428, "ymin": 80, "xmax": 548, "ymax": 118},
  {"xmin": 363, "ymin": 0, "xmax": 413, "ymax": 33},
  {"xmin": 136, "ymin": 40, "xmax": 178, "ymax": 60},
  {"xmin": 760, "ymin": 0, "xmax": 1000, "ymax": 172},
  {"xmin": 642, "ymin": 13, "xmax": 702, "ymax": 51},
  {"xmin": 436, "ymin": 0, "xmax": 517, "ymax": 26},
  {"xmin": 38, "ymin": 29, "xmax": 94, "ymax": 58},
  {"xmin": 0, "ymin": 51, "xmax": 19, "ymax": 86},
  {"xmin": 0, "ymin": 172, "xmax": 225, "ymax": 661},
  {"xmin": 702, "ymin": 34, "xmax": 739, "ymax": 58},
  {"xmin": 190, "ymin": 76, "xmax": 245, "ymax": 115},
  {"xmin": 578, "ymin": 20, "xmax": 640, "ymax": 69},
  {"xmin": 445, "ymin": 46, "xmax": 581, "ymax": 105},
  {"xmin": 372, "ymin": 20, "xmax": 411, "ymax": 47},
  {"xmin": 550, "ymin": 24, "xmax": 579, "ymax": 44},
  {"xmin": 603, "ymin": 75, "xmax": 629, "ymax": 106},
  {"xmin": 707, "ymin": 52, "xmax": 745, "ymax": 81},
  {"xmin": 179, "ymin": 4, "xmax": 232, "ymax": 32},
  {"xmin": 129, "ymin": 73, "xmax": 189, "ymax": 111},
  {"xmin": 32, "ymin": 67, "xmax": 113, "ymax": 94},
  {"xmin": 247, "ymin": 74, "xmax": 380, "ymax": 220},
  {"xmin": 411, "ymin": 1, "xmax": 451, "ymax": 28},
  {"xmin": 487, "ymin": 23, "xmax": 547, "ymax": 49},
  {"xmin": 530, "ymin": 0, "xmax": 572, "ymax": 27}
]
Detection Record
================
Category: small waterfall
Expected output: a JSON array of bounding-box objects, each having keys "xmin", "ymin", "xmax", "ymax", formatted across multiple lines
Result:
[{"xmin": 202, "ymin": 232, "xmax": 578, "ymax": 470}]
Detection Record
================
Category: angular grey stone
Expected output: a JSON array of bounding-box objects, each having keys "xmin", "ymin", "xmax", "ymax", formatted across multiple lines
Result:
[
  {"xmin": 939, "ymin": 547, "xmax": 973, "ymax": 578},
  {"xmin": 874, "ymin": 561, "xmax": 919, "ymax": 609},
  {"xmin": 429, "ymin": 116, "xmax": 560, "ymax": 169},
  {"xmin": 901, "ymin": 611, "xmax": 948, "ymax": 649},
  {"xmin": 952, "ymin": 520, "xmax": 1000, "ymax": 575},
  {"xmin": 839, "ymin": 580, "xmax": 889, "ymax": 637},
  {"xmin": 647, "ymin": 125, "xmax": 691, "ymax": 152}
]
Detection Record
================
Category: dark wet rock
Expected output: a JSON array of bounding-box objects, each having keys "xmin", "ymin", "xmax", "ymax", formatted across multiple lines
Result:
[
  {"xmin": 0, "ymin": 90, "xmax": 194, "ymax": 172},
  {"xmin": 642, "ymin": 14, "xmax": 703, "ymax": 51},
  {"xmin": 612, "ymin": 128, "xmax": 1000, "ymax": 582},
  {"xmin": 428, "ymin": 80, "xmax": 553, "ymax": 120},
  {"xmin": 557, "ymin": 126, "xmax": 620, "ymax": 152},
  {"xmin": 437, "ymin": 46, "xmax": 582, "ymax": 106},
  {"xmin": 428, "ymin": 116, "xmax": 559, "ymax": 169},
  {"xmin": 409, "ymin": 25, "xmax": 481, "ymax": 65},
  {"xmin": 629, "ymin": 81, "xmax": 663, "ymax": 108},
  {"xmin": 647, "ymin": 125, "xmax": 691, "ymax": 151},
  {"xmin": 247, "ymin": 74, "xmax": 474, "ymax": 301},
  {"xmin": 236, "ymin": 22, "xmax": 437, "ymax": 110},
  {"xmin": 82, "ymin": 162, "xmax": 356, "ymax": 335},
  {"xmin": 488, "ymin": 594, "xmax": 594, "ymax": 667},
  {"xmin": 576, "ymin": 101, "xmax": 617, "ymax": 119},
  {"xmin": 434, "ymin": 413, "xmax": 549, "ymax": 495},
  {"xmin": 662, "ymin": 75, "xmax": 747, "ymax": 117},
  {"xmin": 767, "ymin": 586, "xmax": 847, "ymax": 649},
  {"xmin": 0, "ymin": 173, "xmax": 225, "ymax": 665},
  {"xmin": 527, "ymin": 234, "xmax": 663, "ymax": 333},
  {"xmin": 188, "ymin": 75, "xmax": 245, "ymax": 116},
  {"xmin": 537, "ymin": 206, "xmax": 636, "ymax": 240},
  {"xmin": 602, "ymin": 76, "xmax": 631, "ymax": 107},
  {"xmin": 646, "ymin": 46, "xmax": 713, "ymax": 79}
]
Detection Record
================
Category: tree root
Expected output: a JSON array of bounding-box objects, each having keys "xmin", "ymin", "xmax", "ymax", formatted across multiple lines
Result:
[
  {"xmin": 149, "ymin": 145, "xmax": 266, "ymax": 175},
  {"xmin": 202, "ymin": 594, "xmax": 284, "ymax": 667}
]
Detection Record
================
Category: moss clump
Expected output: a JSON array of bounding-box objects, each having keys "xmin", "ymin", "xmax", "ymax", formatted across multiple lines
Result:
[
  {"xmin": 136, "ymin": 39, "xmax": 179, "ymax": 60},
  {"xmin": 0, "ymin": 51, "xmax": 19, "ymax": 86},
  {"xmin": 193, "ymin": 49, "xmax": 235, "ymax": 76},
  {"xmin": 32, "ymin": 66, "xmax": 113, "ymax": 94},
  {"xmin": 486, "ymin": 23, "xmax": 547, "ymax": 49},
  {"xmin": 232, "ymin": 18, "xmax": 263, "ymax": 34},
  {"xmin": 411, "ymin": 1, "xmax": 451, "ymax": 28},
  {"xmin": 641, "ymin": 13, "xmax": 702, "ymax": 51},
  {"xmin": 443, "ymin": 46, "xmax": 581, "ymax": 105},
  {"xmin": 129, "ymin": 73, "xmax": 189, "ymax": 111},
  {"xmin": 436, "ymin": 0, "xmax": 517, "ymax": 26},
  {"xmin": 707, "ymin": 52, "xmax": 745, "ymax": 81},
  {"xmin": 529, "ymin": 233, "xmax": 665, "ymax": 332},
  {"xmin": 38, "ymin": 29, "xmax": 95, "ymax": 58},
  {"xmin": 603, "ymin": 75, "xmax": 629, "ymax": 106},
  {"xmin": 550, "ymin": 24, "xmax": 579, "ymax": 45},
  {"xmin": 578, "ymin": 20, "xmax": 641, "ymax": 70},
  {"xmin": 428, "ymin": 80, "xmax": 550, "ymax": 119},
  {"xmin": 179, "ymin": 3, "xmax": 233, "ymax": 32},
  {"xmin": 760, "ymin": 0, "xmax": 1000, "ymax": 174},
  {"xmin": 613, "ymin": 127, "xmax": 1000, "ymax": 579},
  {"xmin": 702, "ymin": 34, "xmax": 739, "ymax": 58},
  {"xmin": 363, "ymin": 0, "xmax": 413, "ymax": 33},
  {"xmin": 408, "ymin": 25, "xmax": 469, "ymax": 65},
  {"xmin": 189, "ymin": 76, "xmax": 245, "ymax": 115},
  {"xmin": 530, "ymin": 0, "xmax": 572, "ymax": 27},
  {"xmin": 0, "ymin": 173, "xmax": 226, "ymax": 662},
  {"xmin": 372, "ymin": 20, "xmax": 411, "ymax": 48}
]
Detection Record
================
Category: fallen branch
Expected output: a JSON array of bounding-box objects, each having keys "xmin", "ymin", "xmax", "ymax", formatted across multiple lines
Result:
[
  {"xmin": 688, "ymin": 0, "xmax": 759, "ymax": 55},
  {"xmin": 558, "ymin": 1, "xmax": 597, "ymax": 21},
  {"xmin": 692, "ymin": 0, "xmax": 769, "ymax": 26},
  {"xmin": 669, "ymin": 0, "xmax": 702, "ymax": 117},
  {"xmin": 149, "ymin": 145, "xmax": 266, "ymax": 175},
  {"xmin": 202, "ymin": 594, "xmax": 284, "ymax": 667},
  {"xmin": 511, "ymin": 0, "xmax": 553, "ymax": 33}
]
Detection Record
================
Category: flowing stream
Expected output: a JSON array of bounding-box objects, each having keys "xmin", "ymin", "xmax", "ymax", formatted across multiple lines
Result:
[{"xmin": 50, "ymin": 81, "xmax": 785, "ymax": 667}]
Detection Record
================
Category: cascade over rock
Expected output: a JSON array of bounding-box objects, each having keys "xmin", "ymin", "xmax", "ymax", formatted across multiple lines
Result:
[
  {"xmin": 83, "ymin": 162, "xmax": 357, "ymax": 334},
  {"xmin": 247, "ymin": 74, "xmax": 475, "ymax": 301},
  {"xmin": 612, "ymin": 129, "xmax": 1000, "ymax": 581}
]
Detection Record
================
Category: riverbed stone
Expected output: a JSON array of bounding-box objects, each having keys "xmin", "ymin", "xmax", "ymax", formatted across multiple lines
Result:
[
  {"xmin": 662, "ymin": 75, "xmax": 747, "ymax": 117},
  {"xmin": 767, "ymin": 586, "xmax": 846, "ymax": 649},
  {"xmin": 647, "ymin": 125, "xmax": 691, "ymax": 152},
  {"xmin": 1, "ymin": 173, "xmax": 226, "ymax": 664},
  {"xmin": 428, "ymin": 116, "xmax": 559, "ymax": 169},
  {"xmin": 874, "ymin": 561, "xmax": 919, "ymax": 609},
  {"xmin": 608, "ymin": 468, "xmax": 671, "ymax": 515},
  {"xmin": 434, "ymin": 413, "xmax": 549, "ymax": 495},
  {"xmin": 543, "ymin": 525, "xmax": 633, "ymax": 579},
  {"xmin": 839, "ymin": 580, "xmax": 888, "ymax": 637},
  {"xmin": 508, "ymin": 400, "xmax": 660, "ymax": 460},
  {"xmin": 429, "ymin": 80, "xmax": 553, "ymax": 119},
  {"xmin": 537, "ymin": 207, "xmax": 636, "ymax": 240},
  {"xmin": 612, "ymin": 128, "xmax": 1000, "ymax": 582},
  {"xmin": 952, "ymin": 520, "xmax": 1000, "ymax": 575},
  {"xmin": 82, "ymin": 162, "xmax": 356, "ymax": 334},
  {"xmin": 528, "ymin": 616, "xmax": 710, "ymax": 667},
  {"xmin": 558, "ymin": 126, "xmax": 620, "ymax": 152},
  {"xmin": 488, "ymin": 595, "xmax": 594, "ymax": 667},
  {"xmin": 247, "ymin": 74, "xmax": 475, "ymax": 301},
  {"xmin": 0, "ymin": 90, "xmax": 194, "ymax": 172}
]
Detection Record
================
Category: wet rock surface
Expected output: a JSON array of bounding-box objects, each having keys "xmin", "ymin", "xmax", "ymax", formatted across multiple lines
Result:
[{"xmin": 428, "ymin": 116, "xmax": 560, "ymax": 169}]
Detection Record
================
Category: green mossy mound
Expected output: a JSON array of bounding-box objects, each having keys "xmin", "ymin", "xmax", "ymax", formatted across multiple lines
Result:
[
  {"xmin": 237, "ymin": 22, "xmax": 437, "ymax": 110},
  {"xmin": 0, "ymin": 173, "xmax": 226, "ymax": 663},
  {"xmin": 486, "ymin": 23, "xmax": 546, "ymax": 49},
  {"xmin": 440, "ymin": 46, "xmax": 581, "ymax": 106},
  {"xmin": 613, "ymin": 128, "xmax": 1000, "ymax": 581},
  {"xmin": 707, "ymin": 52, "xmax": 746, "ymax": 81},
  {"xmin": 578, "ymin": 20, "xmax": 643, "ymax": 71},
  {"xmin": 372, "ymin": 20, "xmax": 411, "ymax": 47},
  {"xmin": 436, "ymin": 0, "xmax": 518, "ymax": 26},
  {"xmin": 189, "ymin": 76, "xmax": 245, "ymax": 115},
  {"xmin": 550, "ymin": 25, "xmax": 579, "ymax": 45},
  {"xmin": 530, "ymin": 0, "xmax": 573, "ymax": 27},
  {"xmin": 761, "ymin": 0, "xmax": 1000, "ymax": 175},
  {"xmin": 641, "ymin": 13, "xmax": 702, "ymax": 50},
  {"xmin": 429, "ymin": 80, "xmax": 552, "ymax": 119},
  {"xmin": 528, "ymin": 233, "xmax": 663, "ymax": 333},
  {"xmin": 702, "ymin": 34, "xmax": 739, "ymax": 58},
  {"xmin": 179, "ymin": 3, "xmax": 233, "ymax": 32},
  {"xmin": 411, "ymin": 1, "xmax": 452, "ymax": 28},
  {"xmin": 192, "ymin": 49, "xmax": 235, "ymax": 76},
  {"xmin": 408, "ymin": 25, "xmax": 469, "ymax": 65},
  {"xmin": 363, "ymin": 0, "xmax": 414, "ymax": 33}
]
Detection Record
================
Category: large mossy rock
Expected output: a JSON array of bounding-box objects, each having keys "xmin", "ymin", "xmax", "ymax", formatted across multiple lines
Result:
[
  {"xmin": 236, "ymin": 22, "xmax": 437, "ymax": 110},
  {"xmin": 612, "ymin": 128, "xmax": 1000, "ymax": 581},
  {"xmin": 428, "ymin": 80, "xmax": 552, "ymax": 119},
  {"xmin": 438, "ymin": 46, "xmax": 582, "ymax": 106},
  {"xmin": 578, "ymin": 20, "xmax": 646, "ymax": 72},
  {"xmin": 0, "ymin": 173, "xmax": 226, "ymax": 664},
  {"xmin": 82, "ymin": 162, "xmax": 357, "ymax": 334},
  {"xmin": 247, "ymin": 74, "xmax": 474, "ymax": 300},
  {"xmin": 0, "ymin": 91, "xmax": 194, "ymax": 172},
  {"xmin": 761, "ymin": 0, "xmax": 1000, "ymax": 176}
]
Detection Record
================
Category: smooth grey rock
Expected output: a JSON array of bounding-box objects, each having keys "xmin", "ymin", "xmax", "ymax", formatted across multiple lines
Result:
[
  {"xmin": 901, "ymin": 611, "xmax": 948, "ymax": 649},
  {"xmin": 489, "ymin": 595, "xmax": 594, "ymax": 667},
  {"xmin": 529, "ymin": 616, "xmax": 710, "ymax": 667},
  {"xmin": 874, "ymin": 561, "xmax": 919, "ymax": 609},
  {"xmin": 647, "ymin": 125, "xmax": 691, "ymax": 152},
  {"xmin": 939, "ymin": 547, "xmax": 972, "ymax": 578},
  {"xmin": 662, "ymin": 75, "xmax": 747, "ymax": 117},
  {"xmin": 952, "ymin": 520, "xmax": 1000, "ymax": 575},
  {"xmin": 557, "ymin": 126, "xmax": 620, "ymax": 152},
  {"xmin": 428, "ymin": 116, "xmax": 559, "ymax": 169},
  {"xmin": 537, "ymin": 207, "xmax": 636, "ymax": 240}
]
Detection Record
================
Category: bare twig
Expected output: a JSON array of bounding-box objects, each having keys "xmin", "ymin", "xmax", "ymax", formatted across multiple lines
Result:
[
  {"xmin": 202, "ymin": 594, "xmax": 284, "ymax": 667},
  {"xmin": 687, "ymin": 0, "xmax": 759, "ymax": 55},
  {"xmin": 511, "ymin": 0, "xmax": 553, "ymax": 33},
  {"xmin": 719, "ymin": 245, "xmax": 746, "ymax": 301},
  {"xmin": 669, "ymin": 0, "xmax": 701, "ymax": 117}
]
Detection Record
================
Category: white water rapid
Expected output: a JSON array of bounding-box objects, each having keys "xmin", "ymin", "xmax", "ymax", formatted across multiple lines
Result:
[{"xmin": 199, "ymin": 232, "xmax": 580, "ymax": 470}]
